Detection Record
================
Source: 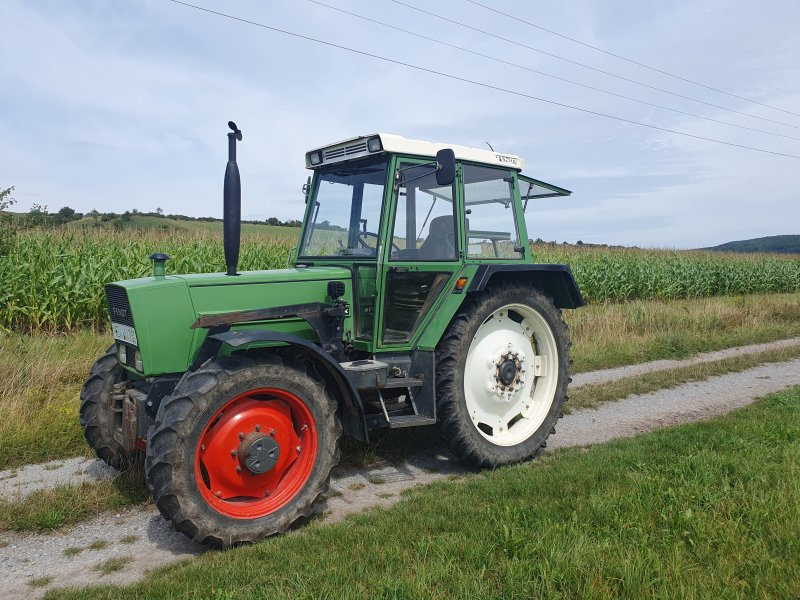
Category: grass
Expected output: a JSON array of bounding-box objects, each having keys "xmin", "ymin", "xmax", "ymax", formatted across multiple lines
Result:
[
  {"xmin": 92, "ymin": 556, "xmax": 132, "ymax": 575},
  {"xmin": 46, "ymin": 388, "xmax": 800, "ymax": 599},
  {"xmin": 568, "ymin": 344, "xmax": 800, "ymax": 412},
  {"xmin": 0, "ymin": 331, "xmax": 109, "ymax": 470},
  {"xmin": 567, "ymin": 292, "xmax": 800, "ymax": 372},
  {"xmin": 29, "ymin": 576, "xmax": 54, "ymax": 588},
  {"xmin": 0, "ymin": 468, "xmax": 149, "ymax": 533}
]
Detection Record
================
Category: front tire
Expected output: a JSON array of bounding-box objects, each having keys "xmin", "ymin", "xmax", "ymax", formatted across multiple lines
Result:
[
  {"xmin": 436, "ymin": 284, "xmax": 571, "ymax": 468},
  {"xmin": 145, "ymin": 354, "xmax": 341, "ymax": 547},
  {"xmin": 79, "ymin": 346, "xmax": 138, "ymax": 470}
]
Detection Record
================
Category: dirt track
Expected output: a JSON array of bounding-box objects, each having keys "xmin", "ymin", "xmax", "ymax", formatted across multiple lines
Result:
[{"xmin": 1, "ymin": 355, "xmax": 798, "ymax": 598}]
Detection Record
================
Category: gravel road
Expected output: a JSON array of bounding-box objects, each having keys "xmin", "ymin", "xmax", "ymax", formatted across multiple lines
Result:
[{"xmin": 1, "ymin": 357, "xmax": 798, "ymax": 598}]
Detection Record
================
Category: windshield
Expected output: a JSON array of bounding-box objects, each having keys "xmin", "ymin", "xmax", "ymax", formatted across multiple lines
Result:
[{"xmin": 299, "ymin": 157, "xmax": 389, "ymax": 258}]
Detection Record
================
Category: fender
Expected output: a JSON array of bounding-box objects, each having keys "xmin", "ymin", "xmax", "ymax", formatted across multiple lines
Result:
[
  {"xmin": 205, "ymin": 330, "xmax": 368, "ymax": 442},
  {"xmin": 468, "ymin": 264, "xmax": 584, "ymax": 308}
]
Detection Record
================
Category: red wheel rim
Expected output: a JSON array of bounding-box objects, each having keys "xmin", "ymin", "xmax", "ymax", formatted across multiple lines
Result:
[{"xmin": 194, "ymin": 388, "xmax": 317, "ymax": 519}]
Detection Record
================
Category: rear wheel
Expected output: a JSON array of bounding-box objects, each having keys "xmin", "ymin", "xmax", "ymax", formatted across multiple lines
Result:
[
  {"xmin": 145, "ymin": 354, "xmax": 340, "ymax": 547},
  {"xmin": 436, "ymin": 284, "xmax": 571, "ymax": 468},
  {"xmin": 79, "ymin": 346, "xmax": 138, "ymax": 470}
]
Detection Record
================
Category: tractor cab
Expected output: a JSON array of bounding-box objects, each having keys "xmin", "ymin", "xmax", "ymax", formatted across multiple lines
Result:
[{"xmin": 298, "ymin": 133, "xmax": 574, "ymax": 351}]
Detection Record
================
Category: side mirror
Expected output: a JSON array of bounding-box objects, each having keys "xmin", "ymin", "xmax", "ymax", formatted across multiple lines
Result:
[{"xmin": 435, "ymin": 148, "xmax": 456, "ymax": 186}]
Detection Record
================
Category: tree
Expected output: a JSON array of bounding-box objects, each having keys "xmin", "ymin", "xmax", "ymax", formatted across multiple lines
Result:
[
  {"xmin": 26, "ymin": 203, "xmax": 50, "ymax": 227},
  {"xmin": 0, "ymin": 186, "xmax": 15, "ymax": 212},
  {"xmin": 90, "ymin": 209, "xmax": 100, "ymax": 224},
  {"xmin": 156, "ymin": 207, "xmax": 164, "ymax": 216}
]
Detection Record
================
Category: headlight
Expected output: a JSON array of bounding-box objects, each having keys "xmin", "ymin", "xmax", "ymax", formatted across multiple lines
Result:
[
  {"xmin": 135, "ymin": 350, "xmax": 143, "ymax": 372},
  {"xmin": 367, "ymin": 136, "xmax": 382, "ymax": 152},
  {"xmin": 118, "ymin": 343, "xmax": 127, "ymax": 364},
  {"xmin": 308, "ymin": 151, "xmax": 322, "ymax": 166}
]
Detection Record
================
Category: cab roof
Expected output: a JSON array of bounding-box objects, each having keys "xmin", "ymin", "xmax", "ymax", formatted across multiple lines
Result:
[{"xmin": 305, "ymin": 133, "xmax": 525, "ymax": 171}]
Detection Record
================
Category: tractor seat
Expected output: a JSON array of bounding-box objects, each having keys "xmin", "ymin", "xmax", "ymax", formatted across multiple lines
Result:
[{"xmin": 418, "ymin": 215, "xmax": 456, "ymax": 260}]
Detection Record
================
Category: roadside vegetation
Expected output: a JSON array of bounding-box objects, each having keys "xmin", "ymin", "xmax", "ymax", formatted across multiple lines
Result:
[{"xmin": 47, "ymin": 387, "xmax": 800, "ymax": 599}]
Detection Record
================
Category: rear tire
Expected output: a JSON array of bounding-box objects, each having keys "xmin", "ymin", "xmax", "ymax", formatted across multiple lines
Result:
[
  {"xmin": 145, "ymin": 353, "xmax": 341, "ymax": 547},
  {"xmin": 79, "ymin": 346, "xmax": 138, "ymax": 470},
  {"xmin": 436, "ymin": 283, "xmax": 571, "ymax": 468}
]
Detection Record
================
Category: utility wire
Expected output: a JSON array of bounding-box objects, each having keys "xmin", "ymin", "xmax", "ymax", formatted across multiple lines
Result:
[
  {"xmin": 465, "ymin": 0, "xmax": 800, "ymax": 120},
  {"xmin": 390, "ymin": 0, "xmax": 800, "ymax": 132},
  {"xmin": 164, "ymin": 0, "xmax": 800, "ymax": 159},
  {"xmin": 309, "ymin": 0, "xmax": 800, "ymax": 143}
]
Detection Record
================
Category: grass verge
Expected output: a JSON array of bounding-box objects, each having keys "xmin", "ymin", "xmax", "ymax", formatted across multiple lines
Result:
[
  {"xmin": 568, "ymin": 344, "xmax": 800, "ymax": 412},
  {"xmin": 0, "ymin": 331, "xmax": 108, "ymax": 470},
  {"xmin": 47, "ymin": 387, "xmax": 800, "ymax": 599},
  {"xmin": 567, "ymin": 292, "xmax": 800, "ymax": 372},
  {"xmin": 0, "ymin": 468, "xmax": 149, "ymax": 533}
]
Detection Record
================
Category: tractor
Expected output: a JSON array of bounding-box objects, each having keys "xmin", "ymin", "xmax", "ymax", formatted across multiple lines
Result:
[{"xmin": 80, "ymin": 123, "xmax": 583, "ymax": 547}]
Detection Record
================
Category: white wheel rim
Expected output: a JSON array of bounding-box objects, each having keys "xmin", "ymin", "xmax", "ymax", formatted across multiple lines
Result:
[{"xmin": 463, "ymin": 303, "xmax": 559, "ymax": 447}]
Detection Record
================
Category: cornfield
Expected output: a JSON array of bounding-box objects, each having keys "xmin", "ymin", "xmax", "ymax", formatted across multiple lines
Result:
[{"xmin": 1, "ymin": 229, "xmax": 799, "ymax": 333}]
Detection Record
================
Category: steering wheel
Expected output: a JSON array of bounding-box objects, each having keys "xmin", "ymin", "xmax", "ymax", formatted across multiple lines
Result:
[{"xmin": 358, "ymin": 231, "xmax": 400, "ymax": 253}]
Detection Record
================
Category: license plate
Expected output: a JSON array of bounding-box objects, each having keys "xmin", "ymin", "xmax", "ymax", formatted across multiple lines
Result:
[{"xmin": 112, "ymin": 323, "xmax": 138, "ymax": 346}]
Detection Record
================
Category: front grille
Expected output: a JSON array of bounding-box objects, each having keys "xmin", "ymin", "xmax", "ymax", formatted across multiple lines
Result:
[{"xmin": 105, "ymin": 285, "xmax": 135, "ymax": 327}]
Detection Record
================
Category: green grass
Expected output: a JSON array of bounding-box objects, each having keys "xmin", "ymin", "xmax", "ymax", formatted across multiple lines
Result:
[
  {"xmin": 47, "ymin": 388, "xmax": 800, "ymax": 599},
  {"xmin": 29, "ymin": 576, "xmax": 54, "ymax": 588},
  {"xmin": 0, "ymin": 468, "xmax": 149, "ymax": 533},
  {"xmin": 92, "ymin": 556, "xmax": 132, "ymax": 575}
]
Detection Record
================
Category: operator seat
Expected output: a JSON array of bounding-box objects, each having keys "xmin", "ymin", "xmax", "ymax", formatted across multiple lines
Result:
[{"xmin": 418, "ymin": 215, "xmax": 457, "ymax": 260}]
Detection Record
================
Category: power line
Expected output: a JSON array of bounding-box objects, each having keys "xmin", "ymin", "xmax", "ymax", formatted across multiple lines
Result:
[
  {"xmin": 309, "ymin": 0, "xmax": 800, "ymax": 143},
  {"xmin": 465, "ymin": 0, "xmax": 800, "ymax": 120},
  {"xmin": 164, "ymin": 0, "xmax": 800, "ymax": 159},
  {"xmin": 390, "ymin": 0, "xmax": 800, "ymax": 133}
]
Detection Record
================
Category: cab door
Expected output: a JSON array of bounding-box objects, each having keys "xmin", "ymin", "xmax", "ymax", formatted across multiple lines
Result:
[{"xmin": 374, "ymin": 157, "xmax": 463, "ymax": 350}]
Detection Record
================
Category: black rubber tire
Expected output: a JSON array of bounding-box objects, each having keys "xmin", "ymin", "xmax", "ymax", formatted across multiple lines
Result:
[
  {"xmin": 435, "ymin": 283, "xmax": 572, "ymax": 468},
  {"xmin": 79, "ymin": 346, "xmax": 138, "ymax": 470},
  {"xmin": 145, "ymin": 353, "xmax": 341, "ymax": 548}
]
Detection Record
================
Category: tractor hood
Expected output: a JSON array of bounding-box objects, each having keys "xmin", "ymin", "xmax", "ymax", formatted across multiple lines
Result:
[{"xmin": 107, "ymin": 266, "xmax": 353, "ymax": 376}]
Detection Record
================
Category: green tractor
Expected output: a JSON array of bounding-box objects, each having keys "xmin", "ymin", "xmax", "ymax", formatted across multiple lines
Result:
[{"xmin": 80, "ymin": 124, "xmax": 583, "ymax": 547}]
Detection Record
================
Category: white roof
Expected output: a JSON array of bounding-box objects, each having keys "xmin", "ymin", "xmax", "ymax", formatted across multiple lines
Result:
[{"xmin": 305, "ymin": 133, "xmax": 525, "ymax": 170}]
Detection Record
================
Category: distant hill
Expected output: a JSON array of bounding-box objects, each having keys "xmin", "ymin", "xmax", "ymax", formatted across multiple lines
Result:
[{"xmin": 704, "ymin": 235, "xmax": 800, "ymax": 254}]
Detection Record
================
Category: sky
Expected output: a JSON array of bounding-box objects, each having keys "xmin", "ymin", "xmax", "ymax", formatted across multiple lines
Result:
[{"xmin": 0, "ymin": 0, "xmax": 798, "ymax": 248}]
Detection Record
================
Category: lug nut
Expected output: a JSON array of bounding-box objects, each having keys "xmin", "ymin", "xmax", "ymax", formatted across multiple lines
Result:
[
  {"xmin": 200, "ymin": 444, "xmax": 205, "ymax": 451},
  {"xmin": 236, "ymin": 466, "xmax": 242, "ymax": 473},
  {"xmin": 215, "ymin": 491, "xmax": 222, "ymax": 498},
  {"xmin": 269, "ymin": 428, "xmax": 276, "ymax": 437},
  {"xmin": 296, "ymin": 445, "xmax": 302, "ymax": 453},
  {"xmin": 264, "ymin": 490, "xmax": 270, "ymax": 497},
  {"xmin": 230, "ymin": 449, "xmax": 236, "ymax": 456},
  {"xmin": 255, "ymin": 424, "xmax": 261, "ymax": 432},
  {"xmin": 239, "ymin": 432, "xmax": 245, "ymax": 440}
]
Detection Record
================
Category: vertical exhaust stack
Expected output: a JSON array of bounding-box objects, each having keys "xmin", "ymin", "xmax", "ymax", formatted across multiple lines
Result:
[{"xmin": 224, "ymin": 121, "xmax": 243, "ymax": 276}]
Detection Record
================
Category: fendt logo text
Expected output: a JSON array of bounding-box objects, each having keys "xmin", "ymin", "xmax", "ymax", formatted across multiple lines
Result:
[
  {"xmin": 495, "ymin": 154, "xmax": 518, "ymax": 165},
  {"xmin": 112, "ymin": 307, "xmax": 129, "ymax": 319}
]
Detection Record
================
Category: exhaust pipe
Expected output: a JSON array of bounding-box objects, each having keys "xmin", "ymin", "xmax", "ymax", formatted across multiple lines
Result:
[{"xmin": 224, "ymin": 121, "xmax": 242, "ymax": 276}]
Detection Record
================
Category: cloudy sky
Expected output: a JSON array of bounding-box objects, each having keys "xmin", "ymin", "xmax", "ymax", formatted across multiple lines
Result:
[{"xmin": 1, "ymin": 0, "xmax": 798, "ymax": 248}]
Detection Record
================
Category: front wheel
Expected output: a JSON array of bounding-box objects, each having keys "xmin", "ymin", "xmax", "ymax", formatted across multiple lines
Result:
[
  {"xmin": 436, "ymin": 284, "xmax": 571, "ymax": 468},
  {"xmin": 145, "ymin": 354, "xmax": 341, "ymax": 547}
]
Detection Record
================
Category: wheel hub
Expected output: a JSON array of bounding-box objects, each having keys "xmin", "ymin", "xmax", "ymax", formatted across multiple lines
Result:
[
  {"xmin": 237, "ymin": 432, "xmax": 280, "ymax": 474},
  {"xmin": 494, "ymin": 350, "xmax": 524, "ymax": 394}
]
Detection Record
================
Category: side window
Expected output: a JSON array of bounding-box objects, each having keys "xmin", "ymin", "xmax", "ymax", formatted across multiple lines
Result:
[
  {"xmin": 390, "ymin": 163, "xmax": 457, "ymax": 261},
  {"xmin": 463, "ymin": 164, "xmax": 521, "ymax": 259}
]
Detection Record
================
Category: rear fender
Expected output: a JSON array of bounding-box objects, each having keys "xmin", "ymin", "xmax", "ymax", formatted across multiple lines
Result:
[{"xmin": 468, "ymin": 264, "xmax": 584, "ymax": 308}]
